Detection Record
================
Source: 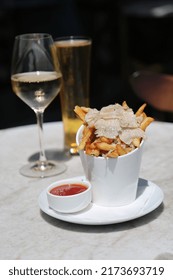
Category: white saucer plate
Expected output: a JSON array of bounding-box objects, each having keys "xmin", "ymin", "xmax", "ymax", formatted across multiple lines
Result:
[{"xmin": 38, "ymin": 177, "xmax": 164, "ymax": 225}]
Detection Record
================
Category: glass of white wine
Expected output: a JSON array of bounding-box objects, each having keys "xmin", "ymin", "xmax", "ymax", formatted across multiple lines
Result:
[{"xmin": 11, "ymin": 33, "xmax": 66, "ymax": 178}]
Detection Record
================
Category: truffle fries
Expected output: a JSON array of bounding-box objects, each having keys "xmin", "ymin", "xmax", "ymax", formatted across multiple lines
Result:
[{"xmin": 74, "ymin": 102, "xmax": 154, "ymax": 157}]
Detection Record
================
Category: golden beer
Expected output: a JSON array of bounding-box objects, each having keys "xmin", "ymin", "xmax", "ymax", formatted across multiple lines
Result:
[{"xmin": 54, "ymin": 37, "xmax": 91, "ymax": 154}]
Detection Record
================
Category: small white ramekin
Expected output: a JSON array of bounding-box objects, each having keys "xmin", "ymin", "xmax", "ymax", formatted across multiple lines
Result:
[{"xmin": 47, "ymin": 177, "xmax": 92, "ymax": 213}]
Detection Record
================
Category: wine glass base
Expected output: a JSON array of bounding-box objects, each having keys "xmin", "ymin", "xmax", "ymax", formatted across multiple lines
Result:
[{"xmin": 19, "ymin": 161, "xmax": 66, "ymax": 178}]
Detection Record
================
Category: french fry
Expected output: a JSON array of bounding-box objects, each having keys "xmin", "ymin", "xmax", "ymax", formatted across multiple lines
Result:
[
  {"xmin": 75, "ymin": 101, "xmax": 153, "ymax": 157},
  {"xmin": 99, "ymin": 136, "xmax": 114, "ymax": 144},
  {"xmin": 78, "ymin": 126, "xmax": 94, "ymax": 150},
  {"xmin": 116, "ymin": 144, "xmax": 127, "ymax": 155},
  {"xmin": 141, "ymin": 112, "xmax": 147, "ymax": 120},
  {"xmin": 122, "ymin": 101, "xmax": 129, "ymax": 109},
  {"xmin": 140, "ymin": 117, "xmax": 154, "ymax": 131},
  {"xmin": 132, "ymin": 137, "xmax": 141, "ymax": 148},
  {"xmin": 74, "ymin": 106, "xmax": 86, "ymax": 122},
  {"xmin": 95, "ymin": 142, "xmax": 116, "ymax": 152},
  {"xmin": 106, "ymin": 149, "xmax": 119, "ymax": 158},
  {"xmin": 135, "ymin": 103, "xmax": 147, "ymax": 116},
  {"xmin": 85, "ymin": 144, "xmax": 100, "ymax": 156},
  {"xmin": 125, "ymin": 147, "xmax": 133, "ymax": 154},
  {"xmin": 81, "ymin": 106, "xmax": 90, "ymax": 113},
  {"xmin": 88, "ymin": 142, "xmax": 97, "ymax": 149}
]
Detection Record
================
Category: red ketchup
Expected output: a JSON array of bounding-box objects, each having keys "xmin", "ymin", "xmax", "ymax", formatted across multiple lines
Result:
[{"xmin": 50, "ymin": 184, "xmax": 88, "ymax": 196}]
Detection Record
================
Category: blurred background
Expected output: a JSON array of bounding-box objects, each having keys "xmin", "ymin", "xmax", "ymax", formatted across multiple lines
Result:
[{"xmin": 1, "ymin": 0, "xmax": 173, "ymax": 129}]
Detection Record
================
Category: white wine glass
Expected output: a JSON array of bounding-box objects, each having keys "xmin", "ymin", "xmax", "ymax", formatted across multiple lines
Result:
[{"xmin": 11, "ymin": 33, "xmax": 66, "ymax": 178}]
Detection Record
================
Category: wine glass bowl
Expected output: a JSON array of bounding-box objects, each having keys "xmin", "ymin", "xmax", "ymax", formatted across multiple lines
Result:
[
  {"xmin": 11, "ymin": 33, "xmax": 66, "ymax": 178},
  {"xmin": 11, "ymin": 71, "xmax": 61, "ymax": 112}
]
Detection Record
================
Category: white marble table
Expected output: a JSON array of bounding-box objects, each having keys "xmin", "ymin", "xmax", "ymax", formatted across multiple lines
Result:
[{"xmin": 0, "ymin": 121, "xmax": 173, "ymax": 260}]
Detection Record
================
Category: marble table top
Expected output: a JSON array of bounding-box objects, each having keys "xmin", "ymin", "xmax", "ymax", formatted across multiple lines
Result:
[{"xmin": 0, "ymin": 121, "xmax": 173, "ymax": 260}]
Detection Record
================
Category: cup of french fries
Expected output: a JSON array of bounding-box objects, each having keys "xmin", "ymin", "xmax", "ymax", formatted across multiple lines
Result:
[{"xmin": 75, "ymin": 101, "xmax": 154, "ymax": 207}]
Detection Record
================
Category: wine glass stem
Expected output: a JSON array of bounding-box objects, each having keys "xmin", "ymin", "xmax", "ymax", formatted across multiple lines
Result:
[{"xmin": 36, "ymin": 111, "xmax": 47, "ymax": 163}]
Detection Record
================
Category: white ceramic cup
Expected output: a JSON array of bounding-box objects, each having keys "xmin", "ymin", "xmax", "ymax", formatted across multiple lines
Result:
[{"xmin": 76, "ymin": 125, "xmax": 144, "ymax": 207}]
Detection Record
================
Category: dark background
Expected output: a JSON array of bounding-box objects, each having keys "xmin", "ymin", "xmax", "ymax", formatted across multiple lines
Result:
[{"xmin": 1, "ymin": 0, "xmax": 173, "ymax": 129}]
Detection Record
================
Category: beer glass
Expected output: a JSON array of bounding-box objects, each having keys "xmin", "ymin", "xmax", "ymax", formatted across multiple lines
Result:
[{"xmin": 53, "ymin": 36, "xmax": 92, "ymax": 155}]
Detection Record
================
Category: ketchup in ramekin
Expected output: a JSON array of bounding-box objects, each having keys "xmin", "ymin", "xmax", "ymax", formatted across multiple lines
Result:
[{"xmin": 50, "ymin": 184, "xmax": 88, "ymax": 196}]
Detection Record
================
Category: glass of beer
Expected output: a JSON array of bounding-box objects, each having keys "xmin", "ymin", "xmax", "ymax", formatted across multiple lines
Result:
[{"xmin": 53, "ymin": 36, "xmax": 92, "ymax": 155}]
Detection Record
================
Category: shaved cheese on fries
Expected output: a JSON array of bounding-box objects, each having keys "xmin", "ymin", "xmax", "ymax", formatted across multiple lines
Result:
[{"xmin": 74, "ymin": 102, "xmax": 154, "ymax": 157}]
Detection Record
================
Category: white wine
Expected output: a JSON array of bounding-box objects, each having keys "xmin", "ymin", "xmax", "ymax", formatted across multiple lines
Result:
[
  {"xmin": 11, "ymin": 71, "xmax": 62, "ymax": 112},
  {"xmin": 10, "ymin": 33, "xmax": 66, "ymax": 178}
]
